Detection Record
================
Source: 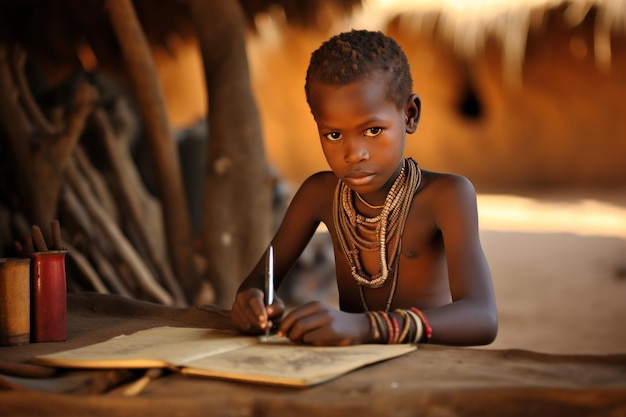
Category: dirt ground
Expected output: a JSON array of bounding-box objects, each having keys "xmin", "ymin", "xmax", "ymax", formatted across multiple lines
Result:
[
  {"xmin": 478, "ymin": 189, "xmax": 626, "ymax": 355},
  {"xmin": 284, "ymin": 188, "xmax": 626, "ymax": 356}
]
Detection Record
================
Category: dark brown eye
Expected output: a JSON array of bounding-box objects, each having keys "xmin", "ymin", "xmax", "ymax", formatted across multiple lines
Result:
[
  {"xmin": 364, "ymin": 127, "xmax": 382, "ymax": 137},
  {"xmin": 325, "ymin": 132, "xmax": 342, "ymax": 141}
]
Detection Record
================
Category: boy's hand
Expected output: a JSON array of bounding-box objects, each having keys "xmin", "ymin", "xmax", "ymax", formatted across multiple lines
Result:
[
  {"xmin": 277, "ymin": 301, "xmax": 371, "ymax": 346},
  {"xmin": 231, "ymin": 288, "xmax": 284, "ymax": 334}
]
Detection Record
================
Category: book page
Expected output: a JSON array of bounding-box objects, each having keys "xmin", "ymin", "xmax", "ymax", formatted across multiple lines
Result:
[
  {"xmin": 34, "ymin": 327, "xmax": 260, "ymax": 368},
  {"xmin": 182, "ymin": 338, "xmax": 417, "ymax": 386},
  {"xmin": 34, "ymin": 326, "xmax": 417, "ymax": 387}
]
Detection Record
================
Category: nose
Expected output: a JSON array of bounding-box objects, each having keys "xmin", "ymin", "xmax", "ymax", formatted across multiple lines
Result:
[{"xmin": 343, "ymin": 137, "xmax": 369, "ymax": 163}]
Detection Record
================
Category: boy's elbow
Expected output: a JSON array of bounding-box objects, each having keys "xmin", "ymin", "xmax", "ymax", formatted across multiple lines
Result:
[{"xmin": 477, "ymin": 308, "xmax": 499, "ymax": 345}]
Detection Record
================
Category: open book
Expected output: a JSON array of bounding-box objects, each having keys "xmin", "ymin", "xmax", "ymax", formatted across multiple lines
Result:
[{"xmin": 34, "ymin": 326, "xmax": 417, "ymax": 387}]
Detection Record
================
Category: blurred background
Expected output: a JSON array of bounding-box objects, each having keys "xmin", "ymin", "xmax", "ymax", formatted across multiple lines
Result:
[
  {"xmin": 160, "ymin": 0, "xmax": 626, "ymax": 190},
  {"xmin": 159, "ymin": 0, "xmax": 626, "ymax": 353},
  {"xmin": 1, "ymin": 0, "xmax": 625, "ymax": 354}
]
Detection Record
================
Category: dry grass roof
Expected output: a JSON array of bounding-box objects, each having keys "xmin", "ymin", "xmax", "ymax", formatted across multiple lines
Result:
[{"xmin": 377, "ymin": 0, "xmax": 625, "ymax": 84}]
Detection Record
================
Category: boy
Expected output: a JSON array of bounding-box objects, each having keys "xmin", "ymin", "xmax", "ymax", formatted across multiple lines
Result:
[{"xmin": 231, "ymin": 30, "xmax": 497, "ymax": 346}]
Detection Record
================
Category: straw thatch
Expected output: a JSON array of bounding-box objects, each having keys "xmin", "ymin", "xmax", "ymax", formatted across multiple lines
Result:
[
  {"xmin": 389, "ymin": 0, "xmax": 626, "ymax": 187},
  {"xmin": 376, "ymin": 0, "xmax": 626, "ymax": 86},
  {"xmin": 0, "ymin": 0, "xmax": 361, "ymax": 67}
]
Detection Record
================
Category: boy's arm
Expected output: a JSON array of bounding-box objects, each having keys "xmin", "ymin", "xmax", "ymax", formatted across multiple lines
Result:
[
  {"xmin": 423, "ymin": 175, "xmax": 498, "ymax": 346},
  {"xmin": 231, "ymin": 173, "xmax": 331, "ymax": 334}
]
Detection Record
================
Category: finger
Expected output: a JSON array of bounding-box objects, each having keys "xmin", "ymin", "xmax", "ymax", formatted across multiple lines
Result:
[
  {"xmin": 231, "ymin": 298, "xmax": 258, "ymax": 333},
  {"xmin": 233, "ymin": 289, "xmax": 267, "ymax": 332},
  {"xmin": 277, "ymin": 301, "xmax": 322, "ymax": 331},
  {"xmin": 244, "ymin": 288, "xmax": 267, "ymax": 322},
  {"xmin": 300, "ymin": 328, "xmax": 332, "ymax": 346},
  {"xmin": 279, "ymin": 304, "xmax": 326, "ymax": 342},
  {"xmin": 266, "ymin": 297, "xmax": 285, "ymax": 320},
  {"xmin": 231, "ymin": 307, "xmax": 253, "ymax": 333},
  {"xmin": 285, "ymin": 314, "xmax": 327, "ymax": 343},
  {"xmin": 253, "ymin": 299, "xmax": 275, "ymax": 331}
]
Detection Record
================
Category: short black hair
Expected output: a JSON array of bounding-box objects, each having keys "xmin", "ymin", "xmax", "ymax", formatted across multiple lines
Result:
[{"xmin": 305, "ymin": 29, "xmax": 413, "ymax": 109}]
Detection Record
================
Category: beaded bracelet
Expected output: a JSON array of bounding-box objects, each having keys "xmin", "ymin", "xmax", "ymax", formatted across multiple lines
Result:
[
  {"xmin": 365, "ymin": 308, "xmax": 431, "ymax": 345},
  {"xmin": 390, "ymin": 315, "xmax": 401, "ymax": 344},
  {"xmin": 365, "ymin": 311, "xmax": 380, "ymax": 342},
  {"xmin": 394, "ymin": 309, "xmax": 412, "ymax": 343},
  {"xmin": 405, "ymin": 309, "xmax": 423, "ymax": 343},
  {"xmin": 381, "ymin": 311, "xmax": 395, "ymax": 344},
  {"xmin": 410, "ymin": 307, "xmax": 432, "ymax": 343},
  {"xmin": 372, "ymin": 311, "xmax": 389, "ymax": 343}
]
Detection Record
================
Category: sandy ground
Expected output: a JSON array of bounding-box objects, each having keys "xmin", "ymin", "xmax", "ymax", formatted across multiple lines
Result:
[
  {"xmin": 477, "ymin": 189, "xmax": 626, "ymax": 355},
  {"xmin": 284, "ymin": 188, "xmax": 626, "ymax": 356}
]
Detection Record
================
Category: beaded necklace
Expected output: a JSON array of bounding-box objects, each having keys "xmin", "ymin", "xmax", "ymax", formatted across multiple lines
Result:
[
  {"xmin": 355, "ymin": 192, "xmax": 385, "ymax": 209},
  {"xmin": 333, "ymin": 158, "xmax": 422, "ymax": 312}
]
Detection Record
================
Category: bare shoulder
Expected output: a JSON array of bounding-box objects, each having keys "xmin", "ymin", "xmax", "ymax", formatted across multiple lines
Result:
[
  {"xmin": 301, "ymin": 171, "xmax": 339, "ymax": 188},
  {"xmin": 297, "ymin": 171, "xmax": 339, "ymax": 200},
  {"xmin": 420, "ymin": 170, "xmax": 476, "ymax": 202},
  {"xmin": 288, "ymin": 171, "xmax": 338, "ymax": 220},
  {"xmin": 417, "ymin": 170, "xmax": 479, "ymax": 227}
]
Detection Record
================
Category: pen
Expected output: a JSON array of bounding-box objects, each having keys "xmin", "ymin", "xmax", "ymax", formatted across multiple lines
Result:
[
  {"xmin": 123, "ymin": 368, "xmax": 163, "ymax": 396},
  {"xmin": 264, "ymin": 244, "xmax": 274, "ymax": 340}
]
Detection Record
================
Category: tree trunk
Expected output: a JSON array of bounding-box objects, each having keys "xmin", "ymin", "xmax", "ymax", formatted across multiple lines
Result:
[
  {"xmin": 0, "ymin": 45, "xmax": 96, "ymax": 240},
  {"xmin": 187, "ymin": 0, "xmax": 272, "ymax": 307},
  {"xmin": 104, "ymin": 0, "xmax": 198, "ymax": 303}
]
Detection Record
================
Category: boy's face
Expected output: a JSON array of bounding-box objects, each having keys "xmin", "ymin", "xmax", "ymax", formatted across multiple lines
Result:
[{"xmin": 308, "ymin": 70, "xmax": 418, "ymax": 196}]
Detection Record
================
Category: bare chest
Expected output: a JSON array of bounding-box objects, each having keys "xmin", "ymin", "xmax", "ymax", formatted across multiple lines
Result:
[{"xmin": 331, "ymin": 212, "xmax": 450, "ymax": 312}]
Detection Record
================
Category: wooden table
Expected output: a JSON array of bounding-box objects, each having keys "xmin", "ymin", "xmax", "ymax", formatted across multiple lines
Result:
[{"xmin": 1, "ymin": 293, "xmax": 625, "ymax": 417}]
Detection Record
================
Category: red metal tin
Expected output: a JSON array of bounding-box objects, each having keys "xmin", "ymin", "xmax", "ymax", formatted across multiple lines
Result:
[{"xmin": 29, "ymin": 250, "xmax": 67, "ymax": 342}]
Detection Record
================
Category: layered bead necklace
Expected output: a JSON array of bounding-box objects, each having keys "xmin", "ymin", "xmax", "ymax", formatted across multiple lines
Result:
[{"xmin": 333, "ymin": 158, "xmax": 422, "ymax": 312}]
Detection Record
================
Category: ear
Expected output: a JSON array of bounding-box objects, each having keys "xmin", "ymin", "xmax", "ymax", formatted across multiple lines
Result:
[{"xmin": 404, "ymin": 94, "xmax": 421, "ymax": 134}]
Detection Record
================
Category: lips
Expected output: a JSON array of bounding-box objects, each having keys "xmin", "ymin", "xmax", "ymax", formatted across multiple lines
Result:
[{"xmin": 344, "ymin": 172, "xmax": 375, "ymax": 187}]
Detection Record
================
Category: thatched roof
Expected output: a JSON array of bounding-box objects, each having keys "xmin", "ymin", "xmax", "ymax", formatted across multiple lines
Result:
[
  {"xmin": 240, "ymin": 0, "xmax": 361, "ymax": 29},
  {"xmin": 4, "ymin": 0, "xmax": 621, "ymax": 80},
  {"xmin": 0, "ymin": 0, "xmax": 361, "ymax": 67},
  {"xmin": 373, "ymin": 0, "xmax": 625, "ymax": 85}
]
